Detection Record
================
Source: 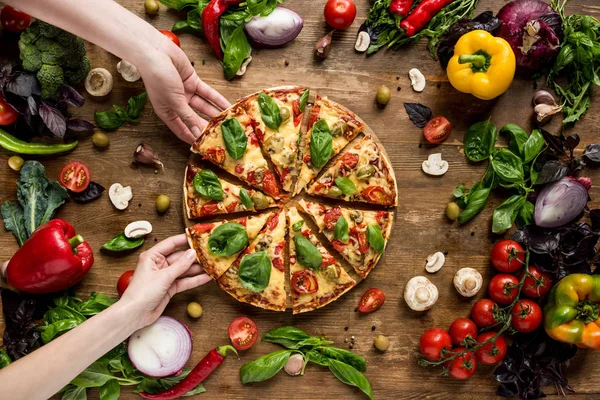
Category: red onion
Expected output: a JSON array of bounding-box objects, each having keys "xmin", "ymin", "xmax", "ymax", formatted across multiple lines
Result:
[
  {"xmin": 497, "ymin": 0, "xmax": 562, "ymax": 72},
  {"xmin": 534, "ymin": 177, "xmax": 588, "ymax": 228},
  {"xmin": 245, "ymin": 7, "xmax": 303, "ymax": 48},
  {"xmin": 128, "ymin": 316, "xmax": 192, "ymax": 377}
]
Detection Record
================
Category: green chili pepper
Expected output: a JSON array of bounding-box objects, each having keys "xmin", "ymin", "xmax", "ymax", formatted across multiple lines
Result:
[{"xmin": 0, "ymin": 129, "xmax": 78, "ymax": 155}]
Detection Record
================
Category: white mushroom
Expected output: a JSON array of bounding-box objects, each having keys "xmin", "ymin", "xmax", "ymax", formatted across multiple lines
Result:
[
  {"xmin": 425, "ymin": 252, "xmax": 445, "ymax": 273},
  {"xmin": 355, "ymin": 31, "xmax": 370, "ymax": 52},
  {"xmin": 404, "ymin": 276, "xmax": 439, "ymax": 311},
  {"xmin": 409, "ymin": 68, "xmax": 426, "ymax": 92},
  {"xmin": 117, "ymin": 60, "xmax": 141, "ymax": 82},
  {"xmin": 422, "ymin": 153, "xmax": 448, "ymax": 176},
  {"xmin": 453, "ymin": 268, "xmax": 483, "ymax": 297},
  {"xmin": 124, "ymin": 221, "xmax": 153, "ymax": 239},
  {"xmin": 236, "ymin": 56, "xmax": 253, "ymax": 76},
  {"xmin": 85, "ymin": 68, "xmax": 113, "ymax": 97},
  {"xmin": 109, "ymin": 183, "xmax": 133, "ymax": 210}
]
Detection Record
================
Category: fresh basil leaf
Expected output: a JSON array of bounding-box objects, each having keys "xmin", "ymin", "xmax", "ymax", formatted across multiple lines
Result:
[
  {"xmin": 239, "ymin": 188, "xmax": 253, "ymax": 209},
  {"xmin": 70, "ymin": 360, "xmax": 115, "ymax": 388},
  {"xmin": 292, "ymin": 220, "xmax": 304, "ymax": 232},
  {"xmin": 517, "ymin": 200, "xmax": 535, "ymax": 227},
  {"xmin": 296, "ymin": 336, "xmax": 334, "ymax": 349},
  {"xmin": 134, "ymin": 368, "xmax": 200, "ymax": 394},
  {"xmin": 246, "ymin": 0, "xmax": 279, "ymax": 16},
  {"xmin": 126, "ymin": 92, "xmax": 148, "ymax": 120},
  {"xmin": 1, "ymin": 200, "xmax": 27, "ymax": 246},
  {"xmin": 0, "ymin": 349, "xmax": 11, "ymax": 369},
  {"xmin": 334, "ymin": 216, "xmax": 349, "ymax": 242},
  {"xmin": 366, "ymin": 225, "xmax": 385, "ymax": 253},
  {"xmin": 299, "ymin": 89, "xmax": 309, "ymax": 112},
  {"xmin": 500, "ymin": 123, "xmax": 529, "ymax": 156},
  {"xmin": 62, "ymin": 386, "xmax": 87, "ymax": 400},
  {"xmin": 335, "ymin": 177, "xmax": 357, "ymax": 195},
  {"xmin": 183, "ymin": 385, "xmax": 207, "ymax": 396},
  {"xmin": 491, "ymin": 148, "xmax": 524, "ymax": 183},
  {"xmin": 222, "ymin": 24, "xmax": 251, "ymax": 80},
  {"xmin": 193, "ymin": 169, "xmax": 224, "ymax": 200},
  {"xmin": 238, "ymin": 250, "xmax": 272, "ymax": 292},
  {"xmin": 71, "ymin": 182, "xmax": 105, "ymax": 203},
  {"xmin": 157, "ymin": 0, "xmax": 198, "ymax": 10},
  {"xmin": 76, "ymin": 292, "xmax": 117, "ymax": 316},
  {"xmin": 294, "ymin": 234, "xmax": 322, "ymax": 270},
  {"xmin": 262, "ymin": 326, "xmax": 310, "ymax": 348},
  {"xmin": 458, "ymin": 187, "xmax": 491, "ymax": 224},
  {"xmin": 186, "ymin": 9, "xmax": 202, "ymax": 31},
  {"xmin": 328, "ymin": 359, "xmax": 374, "ymax": 400},
  {"xmin": 258, "ymin": 92, "xmax": 282, "ymax": 131},
  {"xmin": 523, "ymin": 130, "xmax": 545, "ymax": 163},
  {"xmin": 492, "ymin": 195, "xmax": 526, "ymax": 234},
  {"xmin": 95, "ymin": 111, "xmax": 123, "ymax": 130},
  {"xmin": 306, "ymin": 349, "xmax": 330, "ymax": 366},
  {"xmin": 221, "ymin": 118, "xmax": 247, "ymax": 159},
  {"xmin": 464, "ymin": 120, "xmax": 497, "ymax": 162},
  {"xmin": 318, "ymin": 347, "xmax": 367, "ymax": 372},
  {"xmin": 240, "ymin": 350, "xmax": 292, "ymax": 384},
  {"xmin": 310, "ymin": 119, "xmax": 333, "ymax": 168},
  {"xmin": 403, "ymin": 103, "xmax": 433, "ymax": 128},
  {"xmin": 101, "ymin": 233, "xmax": 144, "ymax": 252},
  {"xmin": 99, "ymin": 379, "xmax": 120, "ymax": 400},
  {"xmin": 208, "ymin": 222, "xmax": 248, "ymax": 256}
]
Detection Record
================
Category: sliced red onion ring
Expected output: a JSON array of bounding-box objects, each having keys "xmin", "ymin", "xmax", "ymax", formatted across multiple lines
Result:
[{"xmin": 245, "ymin": 7, "xmax": 304, "ymax": 48}]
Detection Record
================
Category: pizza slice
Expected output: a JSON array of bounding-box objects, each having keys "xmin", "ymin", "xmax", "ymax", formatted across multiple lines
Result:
[
  {"xmin": 186, "ymin": 211, "xmax": 275, "ymax": 280},
  {"xmin": 184, "ymin": 164, "xmax": 277, "ymax": 219},
  {"xmin": 241, "ymin": 86, "xmax": 309, "ymax": 192},
  {"xmin": 191, "ymin": 104, "xmax": 280, "ymax": 199},
  {"xmin": 287, "ymin": 207, "xmax": 356, "ymax": 314},
  {"xmin": 217, "ymin": 210, "xmax": 287, "ymax": 311},
  {"xmin": 298, "ymin": 199, "xmax": 393, "ymax": 279},
  {"xmin": 306, "ymin": 135, "xmax": 398, "ymax": 206},
  {"xmin": 294, "ymin": 95, "xmax": 365, "ymax": 196}
]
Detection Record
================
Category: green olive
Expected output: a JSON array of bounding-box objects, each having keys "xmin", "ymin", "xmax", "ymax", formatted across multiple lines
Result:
[
  {"xmin": 8, "ymin": 156, "xmax": 24, "ymax": 172},
  {"xmin": 327, "ymin": 186, "xmax": 343, "ymax": 198},
  {"xmin": 251, "ymin": 192, "xmax": 269, "ymax": 210},
  {"xmin": 187, "ymin": 302, "xmax": 203, "ymax": 318},
  {"xmin": 376, "ymin": 85, "xmax": 391, "ymax": 105},
  {"xmin": 445, "ymin": 202, "xmax": 461, "ymax": 221},
  {"xmin": 92, "ymin": 132, "xmax": 110, "ymax": 148},
  {"xmin": 144, "ymin": 0, "xmax": 160, "ymax": 15},
  {"xmin": 331, "ymin": 121, "xmax": 348, "ymax": 137},
  {"xmin": 323, "ymin": 265, "xmax": 340, "ymax": 280},
  {"xmin": 373, "ymin": 335, "xmax": 390, "ymax": 351},
  {"xmin": 280, "ymin": 107, "xmax": 291, "ymax": 122},
  {"xmin": 356, "ymin": 165, "xmax": 375, "ymax": 181},
  {"xmin": 156, "ymin": 194, "xmax": 171, "ymax": 213}
]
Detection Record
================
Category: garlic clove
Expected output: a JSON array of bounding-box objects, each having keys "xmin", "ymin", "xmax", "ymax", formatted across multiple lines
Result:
[
  {"xmin": 534, "ymin": 103, "xmax": 563, "ymax": 125},
  {"xmin": 409, "ymin": 68, "xmax": 426, "ymax": 92},
  {"xmin": 315, "ymin": 30, "xmax": 334, "ymax": 59},
  {"xmin": 532, "ymin": 90, "xmax": 557, "ymax": 106},
  {"xmin": 425, "ymin": 252, "xmax": 445, "ymax": 273},
  {"xmin": 109, "ymin": 183, "xmax": 133, "ymax": 210},
  {"xmin": 124, "ymin": 221, "xmax": 153, "ymax": 239},
  {"xmin": 422, "ymin": 153, "xmax": 449, "ymax": 176},
  {"xmin": 117, "ymin": 60, "xmax": 142, "ymax": 82},
  {"xmin": 85, "ymin": 68, "xmax": 113, "ymax": 97},
  {"xmin": 284, "ymin": 353, "xmax": 304, "ymax": 376},
  {"xmin": 134, "ymin": 142, "xmax": 164, "ymax": 169}
]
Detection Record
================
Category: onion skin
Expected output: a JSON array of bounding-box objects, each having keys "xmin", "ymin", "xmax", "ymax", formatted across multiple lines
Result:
[
  {"xmin": 534, "ymin": 177, "xmax": 588, "ymax": 228},
  {"xmin": 245, "ymin": 7, "xmax": 304, "ymax": 48}
]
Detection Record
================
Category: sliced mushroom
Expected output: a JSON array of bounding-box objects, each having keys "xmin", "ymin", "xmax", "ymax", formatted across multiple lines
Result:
[
  {"xmin": 409, "ymin": 68, "xmax": 426, "ymax": 92},
  {"xmin": 404, "ymin": 276, "xmax": 438, "ymax": 311},
  {"xmin": 425, "ymin": 252, "xmax": 445, "ymax": 273},
  {"xmin": 117, "ymin": 60, "xmax": 141, "ymax": 82},
  {"xmin": 85, "ymin": 68, "xmax": 113, "ymax": 97},
  {"xmin": 453, "ymin": 268, "xmax": 483, "ymax": 297},
  {"xmin": 109, "ymin": 183, "xmax": 133, "ymax": 210},
  {"xmin": 124, "ymin": 221, "xmax": 153, "ymax": 239},
  {"xmin": 355, "ymin": 31, "xmax": 370, "ymax": 52},
  {"xmin": 422, "ymin": 153, "xmax": 448, "ymax": 176},
  {"xmin": 236, "ymin": 56, "xmax": 253, "ymax": 76}
]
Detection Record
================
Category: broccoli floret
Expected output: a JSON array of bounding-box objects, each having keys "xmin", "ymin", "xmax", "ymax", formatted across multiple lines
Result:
[
  {"xmin": 18, "ymin": 41, "xmax": 42, "ymax": 72},
  {"xmin": 55, "ymin": 31, "xmax": 76, "ymax": 47},
  {"xmin": 37, "ymin": 64, "xmax": 64, "ymax": 100},
  {"xmin": 63, "ymin": 38, "xmax": 87, "ymax": 69},
  {"xmin": 19, "ymin": 22, "xmax": 40, "ymax": 45},
  {"xmin": 38, "ymin": 21, "xmax": 62, "ymax": 39},
  {"xmin": 40, "ymin": 41, "xmax": 66, "ymax": 65},
  {"xmin": 64, "ymin": 56, "xmax": 90, "ymax": 86}
]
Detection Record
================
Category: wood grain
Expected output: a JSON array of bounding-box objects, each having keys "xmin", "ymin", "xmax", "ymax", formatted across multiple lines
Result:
[{"xmin": 1, "ymin": 0, "xmax": 600, "ymax": 399}]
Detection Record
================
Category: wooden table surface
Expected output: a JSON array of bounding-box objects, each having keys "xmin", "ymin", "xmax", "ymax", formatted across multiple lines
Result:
[{"xmin": 2, "ymin": 0, "xmax": 600, "ymax": 399}]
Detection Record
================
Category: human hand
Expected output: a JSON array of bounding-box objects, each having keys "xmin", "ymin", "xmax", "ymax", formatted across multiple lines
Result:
[
  {"xmin": 136, "ymin": 36, "xmax": 231, "ymax": 144},
  {"xmin": 119, "ymin": 234, "xmax": 212, "ymax": 330}
]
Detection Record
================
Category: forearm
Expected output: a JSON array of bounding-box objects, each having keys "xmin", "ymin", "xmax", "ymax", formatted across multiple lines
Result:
[{"xmin": 0, "ymin": 300, "xmax": 139, "ymax": 400}]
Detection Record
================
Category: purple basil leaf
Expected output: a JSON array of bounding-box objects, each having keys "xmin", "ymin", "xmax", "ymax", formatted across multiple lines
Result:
[
  {"xmin": 26, "ymin": 96, "xmax": 38, "ymax": 116},
  {"xmin": 71, "ymin": 182, "xmax": 105, "ymax": 203},
  {"xmin": 59, "ymin": 85, "xmax": 85, "ymax": 108},
  {"xmin": 67, "ymin": 118, "xmax": 95, "ymax": 132},
  {"xmin": 3, "ymin": 92, "xmax": 27, "ymax": 115},
  {"xmin": 565, "ymin": 134, "xmax": 580, "ymax": 150},
  {"xmin": 6, "ymin": 73, "xmax": 40, "ymax": 97},
  {"xmin": 39, "ymin": 102, "xmax": 67, "ymax": 138},
  {"xmin": 590, "ymin": 209, "xmax": 600, "ymax": 231},
  {"xmin": 403, "ymin": 103, "xmax": 433, "ymax": 128},
  {"xmin": 583, "ymin": 144, "xmax": 600, "ymax": 163},
  {"xmin": 535, "ymin": 160, "xmax": 568, "ymax": 185},
  {"xmin": 541, "ymin": 129, "xmax": 566, "ymax": 155}
]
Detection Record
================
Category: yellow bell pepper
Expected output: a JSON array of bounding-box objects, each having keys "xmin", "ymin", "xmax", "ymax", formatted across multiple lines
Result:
[{"xmin": 447, "ymin": 30, "xmax": 516, "ymax": 101}]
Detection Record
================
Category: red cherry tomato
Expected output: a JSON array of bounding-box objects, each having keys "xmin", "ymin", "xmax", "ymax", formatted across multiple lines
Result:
[
  {"xmin": 511, "ymin": 299, "xmax": 543, "ymax": 333},
  {"xmin": 0, "ymin": 94, "xmax": 18, "ymax": 126},
  {"xmin": 488, "ymin": 274, "xmax": 520, "ymax": 305},
  {"xmin": 291, "ymin": 269, "xmax": 319, "ymax": 294},
  {"xmin": 160, "ymin": 30, "xmax": 181, "ymax": 47},
  {"xmin": 58, "ymin": 161, "xmax": 91, "ymax": 193},
  {"xmin": 448, "ymin": 318, "xmax": 478, "ymax": 347},
  {"xmin": 323, "ymin": 0, "xmax": 356, "ymax": 30},
  {"xmin": 419, "ymin": 328, "xmax": 452, "ymax": 361},
  {"xmin": 228, "ymin": 316, "xmax": 258, "ymax": 351},
  {"xmin": 358, "ymin": 288, "xmax": 385, "ymax": 313},
  {"xmin": 471, "ymin": 299, "xmax": 499, "ymax": 328},
  {"xmin": 116, "ymin": 270, "xmax": 134, "ymax": 297},
  {"xmin": 261, "ymin": 170, "xmax": 280, "ymax": 198},
  {"xmin": 490, "ymin": 240, "xmax": 525, "ymax": 273},
  {"xmin": 423, "ymin": 116, "xmax": 452, "ymax": 144},
  {"xmin": 475, "ymin": 332, "xmax": 507, "ymax": 365},
  {"xmin": 521, "ymin": 266, "xmax": 553, "ymax": 298},
  {"xmin": 362, "ymin": 185, "xmax": 393, "ymax": 205},
  {"xmin": 445, "ymin": 348, "xmax": 477, "ymax": 380},
  {"xmin": 1, "ymin": 6, "xmax": 31, "ymax": 33},
  {"xmin": 323, "ymin": 207, "xmax": 342, "ymax": 230}
]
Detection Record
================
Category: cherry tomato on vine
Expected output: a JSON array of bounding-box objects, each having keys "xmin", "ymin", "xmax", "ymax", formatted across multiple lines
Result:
[
  {"xmin": 475, "ymin": 332, "xmax": 507, "ymax": 365},
  {"xmin": 423, "ymin": 116, "xmax": 452, "ymax": 144},
  {"xmin": 291, "ymin": 269, "xmax": 318, "ymax": 294},
  {"xmin": 160, "ymin": 30, "xmax": 181, "ymax": 47},
  {"xmin": 488, "ymin": 274, "xmax": 520, "ymax": 305},
  {"xmin": 58, "ymin": 161, "xmax": 91, "ymax": 193},
  {"xmin": 0, "ymin": 94, "xmax": 18, "ymax": 126},
  {"xmin": 471, "ymin": 299, "xmax": 499, "ymax": 328},
  {"xmin": 448, "ymin": 318, "xmax": 478, "ymax": 347},
  {"xmin": 445, "ymin": 347, "xmax": 477, "ymax": 380},
  {"xmin": 116, "ymin": 270, "xmax": 134, "ymax": 297},
  {"xmin": 228, "ymin": 316, "xmax": 258, "ymax": 351},
  {"xmin": 490, "ymin": 240, "xmax": 525, "ymax": 273},
  {"xmin": 511, "ymin": 299, "xmax": 543, "ymax": 333},
  {"xmin": 1, "ymin": 6, "xmax": 31, "ymax": 32},
  {"xmin": 419, "ymin": 328, "xmax": 452, "ymax": 361},
  {"xmin": 521, "ymin": 266, "xmax": 552, "ymax": 298},
  {"xmin": 358, "ymin": 288, "xmax": 385, "ymax": 313},
  {"xmin": 323, "ymin": 0, "xmax": 356, "ymax": 30}
]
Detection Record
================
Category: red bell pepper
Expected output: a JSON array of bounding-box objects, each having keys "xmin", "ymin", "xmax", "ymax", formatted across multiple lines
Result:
[
  {"xmin": 6, "ymin": 219, "xmax": 94, "ymax": 294},
  {"xmin": 389, "ymin": 0, "xmax": 413, "ymax": 17},
  {"xmin": 201, "ymin": 0, "xmax": 244, "ymax": 60},
  {"xmin": 400, "ymin": 0, "xmax": 455, "ymax": 36}
]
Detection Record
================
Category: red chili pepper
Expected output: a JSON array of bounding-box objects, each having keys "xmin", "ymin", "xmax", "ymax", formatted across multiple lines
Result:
[
  {"xmin": 139, "ymin": 345, "xmax": 237, "ymax": 399},
  {"xmin": 400, "ymin": 0, "xmax": 455, "ymax": 36},
  {"xmin": 201, "ymin": 0, "xmax": 244, "ymax": 60},
  {"xmin": 389, "ymin": 0, "xmax": 413, "ymax": 17},
  {"xmin": 6, "ymin": 219, "xmax": 94, "ymax": 294}
]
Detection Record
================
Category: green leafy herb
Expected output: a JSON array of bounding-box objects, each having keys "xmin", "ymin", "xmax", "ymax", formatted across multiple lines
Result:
[
  {"xmin": 491, "ymin": 149, "xmax": 524, "ymax": 183},
  {"xmin": 240, "ymin": 350, "xmax": 293, "ymax": 384},
  {"xmin": 310, "ymin": 119, "xmax": 334, "ymax": 168},
  {"xmin": 0, "ymin": 349, "xmax": 11, "ymax": 369},
  {"xmin": 238, "ymin": 250, "xmax": 272, "ymax": 292},
  {"xmin": 239, "ymin": 188, "xmax": 253, "ymax": 209},
  {"xmin": 492, "ymin": 195, "xmax": 527, "ymax": 234},
  {"xmin": 335, "ymin": 177, "xmax": 357, "ymax": 195},
  {"xmin": 186, "ymin": 9, "xmax": 203, "ymax": 32},
  {"xmin": 258, "ymin": 92, "xmax": 282, "ymax": 131},
  {"xmin": 366, "ymin": 225, "xmax": 385, "ymax": 253},
  {"xmin": 157, "ymin": 0, "xmax": 198, "ymax": 11},
  {"xmin": 95, "ymin": 92, "xmax": 148, "ymax": 130},
  {"xmin": 294, "ymin": 234, "xmax": 322, "ymax": 270},
  {"xmin": 464, "ymin": 120, "xmax": 497, "ymax": 162},
  {"xmin": 318, "ymin": 347, "xmax": 366, "ymax": 372},
  {"xmin": 523, "ymin": 130, "xmax": 545, "ymax": 164},
  {"xmin": 99, "ymin": 379, "xmax": 120, "ymax": 400},
  {"xmin": 500, "ymin": 124, "xmax": 529, "ymax": 157},
  {"xmin": 193, "ymin": 169, "xmax": 224, "ymax": 200},
  {"xmin": 517, "ymin": 200, "xmax": 535, "ymax": 227},
  {"xmin": 262, "ymin": 326, "xmax": 311, "ymax": 348},
  {"xmin": 221, "ymin": 118, "xmax": 247, "ymax": 159},
  {"xmin": 222, "ymin": 24, "xmax": 252, "ymax": 80},
  {"xmin": 328, "ymin": 359, "xmax": 374, "ymax": 400},
  {"xmin": 334, "ymin": 216, "xmax": 349, "ymax": 242},
  {"xmin": 457, "ymin": 186, "xmax": 491, "ymax": 224},
  {"xmin": 62, "ymin": 386, "xmax": 87, "ymax": 400},
  {"xmin": 299, "ymin": 89, "xmax": 309, "ymax": 112},
  {"xmin": 208, "ymin": 222, "xmax": 248, "ymax": 256},
  {"xmin": 246, "ymin": 0, "xmax": 280, "ymax": 16},
  {"xmin": 292, "ymin": 220, "xmax": 304, "ymax": 231},
  {"xmin": 101, "ymin": 233, "xmax": 144, "ymax": 253}
]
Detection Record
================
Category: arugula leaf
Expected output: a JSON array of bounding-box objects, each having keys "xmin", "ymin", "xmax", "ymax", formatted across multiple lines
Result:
[
  {"xmin": 328, "ymin": 359, "xmax": 374, "ymax": 400},
  {"xmin": 238, "ymin": 251, "xmax": 272, "ymax": 292},
  {"xmin": 240, "ymin": 350, "xmax": 292, "ymax": 384}
]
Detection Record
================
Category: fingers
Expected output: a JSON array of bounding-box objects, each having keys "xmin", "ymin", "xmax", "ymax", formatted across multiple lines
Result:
[
  {"xmin": 175, "ymin": 102, "xmax": 209, "ymax": 142},
  {"xmin": 178, "ymin": 263, "xmax": 205, "ymax": 278},
  {"xmin": 171, "ymin": 273, "xmax": 213, "ymax": 294},
  {"xmin": 151, "ymin": 234, "xmax": 190, "ymax": 256},
  {"xmin": 189, "ymin": 94, "xmax": 222, "ymax": 118},
  {"xmin": 195, "ymin": 78, "xmax": 231, "ymax": 110},
  {"xmin": 164, "ymin": 117, "xmax": 197, "ymax": 144},
  {"xmin": 166, "ymin": 250, "xmax": 187, "ymax": 265},
  {"xmin": 163, "ymin": 248, "xmax": 197, "ymax": 281}
]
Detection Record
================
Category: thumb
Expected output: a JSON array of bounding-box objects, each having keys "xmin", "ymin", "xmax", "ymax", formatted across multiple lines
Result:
[{"xmin": 163, "ymin": 249, "xmax": 197, "ymax": 281}]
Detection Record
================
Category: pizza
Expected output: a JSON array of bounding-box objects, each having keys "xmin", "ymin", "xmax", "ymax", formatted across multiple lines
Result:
[
  {"xmin": 298, "ymin": 199, "xmax": 393, "ymax": 279},
  {"xmin": 184, "ymin": 164, "xmax": 277, "ymax": 219},
  {"xmin": 294, "ymin": 95, "xmax": 365, "ymax": 196},
  {"xmin": 241, "ymin": 86, "xmax": 309, "ymax": 192},
  {"xmin": 191, "ymin": 103, "xmax": 281, "ymax": 199},
  {"xmin": 287, "ymin": 207, "xmax": 356, "ymax": 314},
  {"xmin": 186, "ymin": 211, "xmax": 275, "ymax": 280},
  {"xmin": 217, "ymin": 210, "xmax": 287, "ymax": 311},
  {"xmin": 306, "ymin": 135, "xmax": 398, "ymax": 206}
]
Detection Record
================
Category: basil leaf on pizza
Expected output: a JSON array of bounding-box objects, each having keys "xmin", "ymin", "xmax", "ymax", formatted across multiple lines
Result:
[
  {"xmin": 366, "ymin": 225, "xmax": 385, "ymax": 253},
  {"xmin": 258, "ymin": 93, "xmax": 282, "ymax": 131},
  {"xmin": 221, "ymin": 118, "xmax": 247, "ymax": 159},
  {"xmin": 333, "ymin": 216, "xmax": 349, "ymax": 242},
  {"xmin": 238, "ymin": 250, "xmax": 272, "ymax": 292},
  {"xmin": 208, "ymin": 222, "xmax": 249, "ymax": 256},
  {"xmin": 239, "ymin": 188, "xmax": 253, "ymax": 209},
  {"xmin": 334, "ymin": 177, "xmax": 357, "ymax": 196},
  {"xmin": 294, "ymin": 234, "xmax": 322, "ymax": 270},
  {"xmin": 299, "ymin": 89, "xmax": 309, "ymax": 112},
  {"xmin": 310, "ymin": 120, "xmax": 334, "ymax": 168},
  {"xmin": 193, "ymin": 169, "xmax": 224, "ymax": 201}
]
